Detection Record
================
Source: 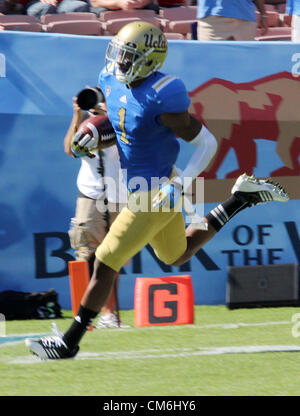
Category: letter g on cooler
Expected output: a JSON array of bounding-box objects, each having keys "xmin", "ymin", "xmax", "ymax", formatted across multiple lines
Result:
[{"xmin": 149, "ymin": 283, "xmax": 178, "ymax": 323}]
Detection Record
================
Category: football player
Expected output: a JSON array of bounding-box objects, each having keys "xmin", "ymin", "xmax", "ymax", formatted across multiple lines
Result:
[{"xmin": 26, "ymin": 21, "xmax": 289, "ymax": 359}]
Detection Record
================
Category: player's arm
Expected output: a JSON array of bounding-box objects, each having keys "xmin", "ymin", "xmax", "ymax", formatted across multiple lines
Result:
[
  {"xmin": 153, "ymin": 111, "xmax": 218, "ymax": 209},
  {"xmin": 160, "ymin": 111, "xmax": 202, "ymax": 142},
  {"xmin": 160, "ymin": 111, "xmax": 218, "ymax": 183}
]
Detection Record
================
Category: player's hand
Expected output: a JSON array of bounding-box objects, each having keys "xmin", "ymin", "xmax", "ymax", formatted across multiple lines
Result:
[
  {"xmin": 152, "ymin": 178, "xmax": 183, "ymax": 209},
  {"xmin": 73, "ymin": 128, "xmax": 99, "ymax": 151},
  {"xmin": 70, "ymin": 127, "xmax": 99, "ymax": 158},
  {"xmin": 71, "ymin": 133, "xmax": 96, "ymax": 158}
]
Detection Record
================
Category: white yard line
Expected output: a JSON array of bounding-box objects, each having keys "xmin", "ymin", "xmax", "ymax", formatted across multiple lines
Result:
[
  {"xmin": 5, "ymin": 344, "xmax": 300, "ymax": 365},
  {"xmin": 94, "ymin": 320, "xmax": 292, "ymax": 332},
  {"xmin": 0, "ymin": 320, "xmax": 292, "ymax": 347},
  {"xmin": 74, "ymin": 345, "xmax": 300, "ymax": 361},
  {"xmin": 0, "ymin": 333, "xmax": 49, "ymax": 348},
  {"xmin": 144, "ymin": 320, "xmax": 292, "ymax": 330},
  {"xmin": 0, "ymin": 319, "xmax": 295, "ymax": 364}
]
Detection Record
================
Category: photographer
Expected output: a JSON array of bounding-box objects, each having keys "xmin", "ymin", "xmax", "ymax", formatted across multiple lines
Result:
[{"xmin": 64, "ymin": 89, "xmax": 129, "ymax": 329}]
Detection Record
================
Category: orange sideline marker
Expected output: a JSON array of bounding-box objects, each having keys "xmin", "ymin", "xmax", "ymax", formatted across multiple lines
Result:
[
  {"xmin": 134, "ymin": 275, "xmax": 194, "ymax": 327},
  {"xmin": 68, "ymin": 260, "xmax": 90, "ymax": 318}
]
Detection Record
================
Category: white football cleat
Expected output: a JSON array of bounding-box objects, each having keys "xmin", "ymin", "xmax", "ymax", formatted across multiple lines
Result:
[
  {"xmin": 231, "ymin": 173, "xmax": 289, "ymax": 205},
  {"xmin": 96, "ymin": 313, "xmax": 130, "ymax": 329},
  {"xmin": 25, "ymin": 323, "xmax": 79, "ymax": 360}
]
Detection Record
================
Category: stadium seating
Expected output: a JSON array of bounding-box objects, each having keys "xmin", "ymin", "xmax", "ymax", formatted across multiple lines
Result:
[
  {"xmin": 159, "ymin": 5, "xmax": 197, "ymax": 36},
  {"xmin": 164, "ymin": 32, "xmax": 185, "ymax": 40},
  {"xmin": 96, "ymin": 9, "xmax": 162, "ymax": 36},
  {"xmin": 256, "ymin": 11, "xmax": 280, "ymax": 28},
  {"xmin": 0, "ymin": 16, "xmax": 42, "ymax": 32},
  {"xmin": 265, "ymin": 0, "xmax": 286, "ymax": 13},
  {"xmin": 256, "ymin": 34, "xmax": 291, "ymax": 41},
  {"xmin": 255, "ymin": 26, "xmax": 291, "ymax": 39},
  {"xmin": 265, "ymin": 4, "xmax": 277, "ymax": 12},
  {"xmin": 0, "ymin": 22, "xmax": 43, "ymax": 32},
  {"xmin": 0, "ymin": 3, "xmax": 291, "ymax": 41},
  {"xmin": 0, "ymin": 15, "xmax": 38, "ymax": 23},
  {"xmin": 266, "ymin": 11, "xmax": 281, "ymax": 27},
  {"xmin": 282, "ymin": 14, "xmax": 292, "ymax": 26},
  {"xmin": 276, "ymin": 3, "xmax": 287, "ymax": 13},
  {"xmin": 43, "ymin": 20, "xmax": 103, "ymax": 35},
  {"xmin": 102, "ymin": 17, "xmax": 161, "ymax": 36},
  {"xmin": 159, "ymin": 5, "xmax": 197, "ymax": 20},
  {"xmin": 166, "ymin": 20, "xmax": 196, "ymax": 36},
  {"xmin": 40, "ymin": 12, "xmax": 97, "ymax": 25},
  {"xmin": 99, "ymin": 9, "xmax": 156, "ymax": 22}
]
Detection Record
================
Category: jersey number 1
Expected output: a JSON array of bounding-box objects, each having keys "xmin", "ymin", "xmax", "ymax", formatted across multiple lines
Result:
[{"xmin": 118, "ymin": 108, "xmax": 129, "ymax": 144}]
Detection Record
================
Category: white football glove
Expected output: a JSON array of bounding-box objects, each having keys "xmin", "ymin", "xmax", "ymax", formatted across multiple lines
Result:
[{"xmin": 71, "ymin": 123, "xmax": 99, "ymax": 158}]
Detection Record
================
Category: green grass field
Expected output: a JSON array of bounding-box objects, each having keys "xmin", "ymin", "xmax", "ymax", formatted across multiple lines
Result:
[{"xmin": 1, "ymin": 305, "xmax": 300, "ymax": 397}]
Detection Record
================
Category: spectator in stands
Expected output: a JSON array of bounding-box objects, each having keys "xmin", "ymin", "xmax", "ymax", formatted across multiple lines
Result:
[
  {"xmin": 197, "ymin": 0, "xmax": 268, "ymax": 41},
  {"xmin": 88, "ymin": 0, "xmax": 159, "ymax": 18},
  {"xmin": 26, "ymin": 0, "xmax": 89, "ymax": 19},
  {"xmin": 286, "ymin": 0, "xmax": 300, "ymax": 41}
]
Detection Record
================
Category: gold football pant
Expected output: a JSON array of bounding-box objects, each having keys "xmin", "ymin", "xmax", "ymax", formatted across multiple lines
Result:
[{"xmin": 95, "ymin": 189, "xmax": 187, "ymax": 272}]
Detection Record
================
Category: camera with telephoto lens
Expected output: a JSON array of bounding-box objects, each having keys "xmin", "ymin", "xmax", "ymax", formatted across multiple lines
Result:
[{"xmin": 76, "ymin": 87, "xmax": 105, "ymax": 111}]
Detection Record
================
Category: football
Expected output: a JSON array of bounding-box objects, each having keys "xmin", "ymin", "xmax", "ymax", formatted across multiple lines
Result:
[{"xmin": 78, "ymin": 114, "xmax": 117, "ymax": 149}]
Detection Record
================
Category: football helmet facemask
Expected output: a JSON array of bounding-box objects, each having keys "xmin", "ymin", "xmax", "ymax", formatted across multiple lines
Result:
[{"xmin": 105, "ymin": 21, "xmax": 168, "ymax": 85}]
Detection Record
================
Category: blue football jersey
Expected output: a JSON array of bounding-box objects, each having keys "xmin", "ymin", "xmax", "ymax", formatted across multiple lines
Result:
[{"xmin": 98, "ymin": 70, "xmax": 190, "ymax": 191}]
